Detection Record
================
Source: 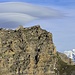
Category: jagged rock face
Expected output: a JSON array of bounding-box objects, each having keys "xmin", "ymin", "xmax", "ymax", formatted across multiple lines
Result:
[
  {"xmin": 0, "ymin": 26, "xmax": 57, "ymax": 75},
  {"xmin": 0, "ymin": 25, "xmax": 75, "ymax": 75}
]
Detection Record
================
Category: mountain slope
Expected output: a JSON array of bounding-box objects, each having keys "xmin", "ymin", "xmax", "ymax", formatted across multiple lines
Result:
[
  {"xmin": 64, "ymin": 49, "xmax": 75, "ymax": 61},
  {"xmin": 0, "ymin": 25, "xmax": 75, "ymax": 75}
]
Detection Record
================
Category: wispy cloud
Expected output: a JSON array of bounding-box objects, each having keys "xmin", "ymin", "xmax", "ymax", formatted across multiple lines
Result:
[{"xmin": 0, "ymin": 2, "xmax": 63, "ymax": 28}]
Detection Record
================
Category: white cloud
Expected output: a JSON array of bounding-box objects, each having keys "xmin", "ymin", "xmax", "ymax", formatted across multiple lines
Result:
[
  {"xmin": 0, "ymin": 2, "xmax": 63, "ymax": 28},
  {"xmin": 0, "ymin": 13, "xmax": 37, "ymax": 23}
]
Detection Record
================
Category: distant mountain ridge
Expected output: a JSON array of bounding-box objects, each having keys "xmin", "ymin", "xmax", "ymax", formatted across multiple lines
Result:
[{"xmin": 64, "ymin": 49, "xmax": 75, "ymax": 61}]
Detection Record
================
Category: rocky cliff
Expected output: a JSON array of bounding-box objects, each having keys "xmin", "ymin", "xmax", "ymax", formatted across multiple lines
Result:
[{"xmin": 0, "ymin": 25, "xmax": 75, "ymax": 75}]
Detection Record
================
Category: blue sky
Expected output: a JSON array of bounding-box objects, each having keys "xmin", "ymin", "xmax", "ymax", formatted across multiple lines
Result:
[
  {"xmin": 0, "ymin": 0, "xmax": 75, "ymax": 52},
  {"xmin": 1, "ymin": 0, "xmax": 75, "ymax": 6}
]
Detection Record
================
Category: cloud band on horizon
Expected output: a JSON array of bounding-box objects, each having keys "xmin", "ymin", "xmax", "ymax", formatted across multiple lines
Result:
[{"xmin": 0, "ymin": 2, "xmax": 64, "ymax": 28}]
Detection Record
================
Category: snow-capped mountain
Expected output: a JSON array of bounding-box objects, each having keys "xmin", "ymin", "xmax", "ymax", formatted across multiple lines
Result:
[{"xmin": 64, "ymin": 49, "xmax": 75, "ymax": 61}]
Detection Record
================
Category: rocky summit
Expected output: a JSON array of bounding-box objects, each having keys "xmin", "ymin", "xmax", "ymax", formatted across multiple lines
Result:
[{"xmin": 0, "ymin": 25, "xmax": 75, "ymax": 75}]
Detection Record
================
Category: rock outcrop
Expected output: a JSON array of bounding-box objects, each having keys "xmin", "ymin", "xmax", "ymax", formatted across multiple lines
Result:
[{"xmin": 0, "ymin": 25, "xmax": 75, "ymax": 75}]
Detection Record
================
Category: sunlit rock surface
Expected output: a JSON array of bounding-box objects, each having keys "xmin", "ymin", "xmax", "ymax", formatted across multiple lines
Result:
[{"xmin": 0, "ymin": 25, "xmax": 75, "ymax": 75}]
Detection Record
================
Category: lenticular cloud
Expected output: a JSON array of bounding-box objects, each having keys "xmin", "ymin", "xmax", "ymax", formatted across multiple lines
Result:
[{"xmin": 0, "ymin": 2, "xmax": 63, "ymax": 28}]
